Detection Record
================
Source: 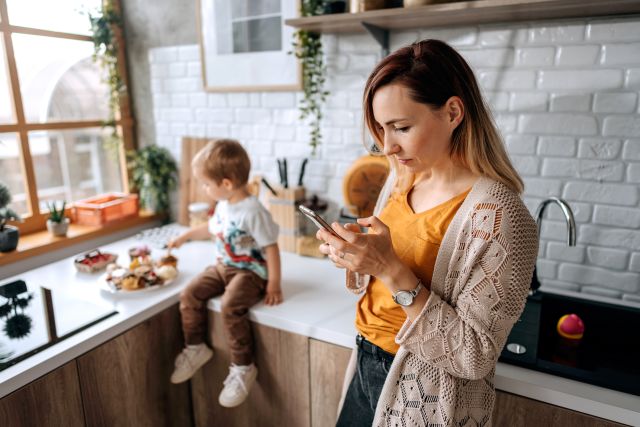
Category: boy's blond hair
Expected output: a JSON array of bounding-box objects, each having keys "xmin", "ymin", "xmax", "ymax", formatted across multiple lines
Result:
[{"xmin": 192, "ymin": 139, "xmax": 251, "ymax": 186}]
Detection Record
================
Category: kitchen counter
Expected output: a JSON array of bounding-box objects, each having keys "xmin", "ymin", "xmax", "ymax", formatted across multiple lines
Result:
[{"xmin": 1, "ymin": 224, "xmax": 638, "ymax": 425}]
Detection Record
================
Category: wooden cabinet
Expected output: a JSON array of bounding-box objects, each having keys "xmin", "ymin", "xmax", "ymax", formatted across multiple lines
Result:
[
  {"xmin": 493, "ymin": 390, "xmax": 625, "ymax": 427},
  {"xmin": 190, "ymin": 311, "xmax": 311, "ymax": 427},
  {"xmin": 0, "ymin": 361, "xmax": 85, "ymax": 427},
  {"xmin": 76, "ymin": 305, "xmax": 192, "ymax": 427},
  {"xmin": 309, "ymin": 338, "xmax": 352, "ymax": 427},
  {"xmin": 1, "ymin": 307, "xmax": 630, "ymax": 427}
]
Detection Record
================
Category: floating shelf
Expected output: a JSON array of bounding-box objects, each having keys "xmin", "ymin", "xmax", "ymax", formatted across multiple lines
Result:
[{"xmin": 284, "ymin": 0, "xmax": 640, "ymax": 34}]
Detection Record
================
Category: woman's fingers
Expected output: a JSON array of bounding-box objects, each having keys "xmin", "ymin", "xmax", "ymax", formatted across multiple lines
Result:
[
  {"xmin": 318, "ymin": 242, "xmax": 331, "ymax": 255},
  {"xmin": 316, "ymin": 228, "xmax": 349, "ymax": 252},
  {"xmin": 357, "ymin": 216, "xmax": 389, "ymax": 236}
]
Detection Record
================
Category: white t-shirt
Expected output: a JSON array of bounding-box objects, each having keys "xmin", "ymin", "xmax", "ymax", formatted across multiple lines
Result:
[{"xmin": 208, "ymin": 196, "xmax": 279, "ymax": 279}]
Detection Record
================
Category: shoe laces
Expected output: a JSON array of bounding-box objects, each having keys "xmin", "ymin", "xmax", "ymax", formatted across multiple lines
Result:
[
  {"xmin": 176, "ymin": 346, "xmax": 200, "ymax": 369},
  {"xmin": 223, "ymin": 364, "xmax": 253, "ymax": 395}
]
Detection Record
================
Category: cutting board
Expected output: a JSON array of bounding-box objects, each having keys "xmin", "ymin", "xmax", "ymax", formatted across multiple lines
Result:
[{"xmin": 178, "ymin": 137, "xmax": 215, "ymax": 226}]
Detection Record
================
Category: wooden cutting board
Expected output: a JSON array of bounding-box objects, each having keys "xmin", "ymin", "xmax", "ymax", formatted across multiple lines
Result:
[{"xmin": 178, "ymin": 137, "xmax": 214, "ymax": 226}]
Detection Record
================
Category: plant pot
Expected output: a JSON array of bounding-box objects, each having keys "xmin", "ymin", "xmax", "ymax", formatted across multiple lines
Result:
[
  {"xmin": 47, "ymin": 218, "xmax": 70, "ymax": 237},
  {"xmin": 0, "ymin": 225, "xmax": 19, "ymax": 252},
  {"xmin": 324, "ymin": 0, "xmax": 347, "ymax": 14}
]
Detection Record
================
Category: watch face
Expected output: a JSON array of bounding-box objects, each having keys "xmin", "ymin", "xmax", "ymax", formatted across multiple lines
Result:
[{"xmin": 394, "ymin": 291, "xmax": 413, "ymax": 306}]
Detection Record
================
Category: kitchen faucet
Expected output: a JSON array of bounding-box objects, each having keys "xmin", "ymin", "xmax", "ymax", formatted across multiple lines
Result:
[{"xmin": 530, "ymin": 197, "xmax": 577, "ymax": 293}]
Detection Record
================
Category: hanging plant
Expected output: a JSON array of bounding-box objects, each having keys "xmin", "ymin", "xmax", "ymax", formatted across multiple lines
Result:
[
  {"xmin": 88, "ymin": 1, "xmax": 125, "ymax": 151},
  {"xmin": 291, "ymin": 0, "xmax": 329, "ymax": 155},
  {"xmin": 127, "ymin": 146, "xmax": 178, "ymax": 217}
]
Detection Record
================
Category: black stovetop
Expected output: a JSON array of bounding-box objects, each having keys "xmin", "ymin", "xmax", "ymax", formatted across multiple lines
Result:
[{"xmin": 0, "ymin": 279, "xmax": 117, "ymax": 372}]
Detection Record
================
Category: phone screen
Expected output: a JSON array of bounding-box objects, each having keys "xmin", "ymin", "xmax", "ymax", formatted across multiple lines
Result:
[{"xmin": 298, "ymin": 205, "xmax": 345, "ymax": 241}]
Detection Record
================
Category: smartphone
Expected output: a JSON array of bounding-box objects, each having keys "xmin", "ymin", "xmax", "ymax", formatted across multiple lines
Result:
[{"xmin": 298, "ymin": 205, "xmax": 345, "ymax": 241}]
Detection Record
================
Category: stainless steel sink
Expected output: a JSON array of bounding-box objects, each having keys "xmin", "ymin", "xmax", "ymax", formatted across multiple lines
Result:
[{"xmin": 499, "ymin": 290, "xmax": 640, "ymax": 396}]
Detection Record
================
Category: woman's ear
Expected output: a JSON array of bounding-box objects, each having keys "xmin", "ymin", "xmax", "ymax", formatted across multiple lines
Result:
[{"xmin": 446, "ymin": 96, "xmax": 464, "ymax": 128}]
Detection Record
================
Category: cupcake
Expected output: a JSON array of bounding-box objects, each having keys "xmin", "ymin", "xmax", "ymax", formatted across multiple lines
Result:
[
  {"xmin": 156, "ymin": 265, "xmax": 178, "ymax": 281},
  {"xmin": 128, "ymin": 245, "xmax": 151, "ymax": 261},
  {"xmin": 121, "ymin": 274, "xmax": 142, "ymax": 291},
  {"xmin": 158, "ymin": 254, "xmax": 178, "ymax": 268}
]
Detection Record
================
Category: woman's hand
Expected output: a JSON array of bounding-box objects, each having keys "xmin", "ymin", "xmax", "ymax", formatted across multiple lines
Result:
[{"xmin": 316, "ymin": 216, "xmax": 401, "ymax": 281}]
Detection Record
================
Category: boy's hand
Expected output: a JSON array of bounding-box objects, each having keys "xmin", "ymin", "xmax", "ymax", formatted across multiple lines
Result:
[
  {"xmin": 167, "ymin": 234, "xmax": 188, "ymax": 249},
  {"xmin": 264, "ymin": 282, "xmax": 283, "ymax": 306}
]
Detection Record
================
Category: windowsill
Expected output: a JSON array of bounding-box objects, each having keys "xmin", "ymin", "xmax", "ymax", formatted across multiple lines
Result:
[{"xmin": 0, "ymin": 212, "xmax": 163, "ymax": 267}]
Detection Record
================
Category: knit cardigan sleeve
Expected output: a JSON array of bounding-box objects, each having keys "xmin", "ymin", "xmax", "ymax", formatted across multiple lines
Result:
[{"xmin": 394, "ymin": 188, "xmax": 538, "ymax": 380}]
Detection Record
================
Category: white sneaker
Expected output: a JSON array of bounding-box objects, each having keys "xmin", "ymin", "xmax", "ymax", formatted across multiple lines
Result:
[
  {"xmin": 218, "ymin": 363, "xmax": 258, "ymax": 408},
  {"xmin": 170, "ymin": 343, "xmax": 213, "ymax": 384}
]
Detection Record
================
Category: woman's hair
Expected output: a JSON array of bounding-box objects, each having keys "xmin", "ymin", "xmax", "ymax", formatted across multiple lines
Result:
[
  {"xmin": 192, "ymin": 138, "xmax": 250, "ymax": 186},
  {"xmin": 363, "ymin": 39, "xmax": 524, "ymax": 194}
]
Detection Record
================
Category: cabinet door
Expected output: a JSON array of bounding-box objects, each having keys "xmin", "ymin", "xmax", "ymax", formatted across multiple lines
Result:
[
  {"xmin": 493, "ymin": 390, "xmax": 625, "ymax": 427},
  {"xmin": 0, "ymin": 361, "xmax": 84, "ymax": 427},
  {"xmin": 309, "ymin": 339, "xmax": 353, "ymax": 427},
  {"xmin": 76, "ymin": 304, "xmax": 192, "ymax": 427},
  {"xmin": 191, "ymin": 311, "xmax": 310, "ymax": 427}
]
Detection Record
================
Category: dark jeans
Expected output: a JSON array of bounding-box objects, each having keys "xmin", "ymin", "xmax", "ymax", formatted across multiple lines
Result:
[{"xmin": 336, "ymin": 335, "xmax": 395, "ymax": 427}]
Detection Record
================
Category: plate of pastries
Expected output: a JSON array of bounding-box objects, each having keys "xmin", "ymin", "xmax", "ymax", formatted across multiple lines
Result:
[{"xmin": 99, "ymin": 245, "xmax": 179, "ymax": 294}]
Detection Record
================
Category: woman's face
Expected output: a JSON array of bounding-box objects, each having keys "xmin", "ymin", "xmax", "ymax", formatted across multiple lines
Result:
[{"xmin": 371, "ymin": 83, "xmax": 460, "ymax": 173}]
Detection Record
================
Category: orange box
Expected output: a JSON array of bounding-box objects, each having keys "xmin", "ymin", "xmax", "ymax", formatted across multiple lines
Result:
[{"xmin": 73, "ymin": 193, "xmax": 139, "ymax": 226}]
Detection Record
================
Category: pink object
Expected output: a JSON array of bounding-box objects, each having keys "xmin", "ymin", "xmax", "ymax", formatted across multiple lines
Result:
[{"xmin": 557, "ymin": 313, "xmax": 585, "ymax": 339}]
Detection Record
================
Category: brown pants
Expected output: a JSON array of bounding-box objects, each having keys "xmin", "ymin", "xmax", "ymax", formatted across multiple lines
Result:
[{"xmin": 179, "ymin": 263, "xmax": 266, "ymax": 365}]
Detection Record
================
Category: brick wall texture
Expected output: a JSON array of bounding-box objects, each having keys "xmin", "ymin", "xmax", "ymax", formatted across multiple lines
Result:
[{"xmin": 149, "ymin": 16, "xmax": 640, "ymax": 303}]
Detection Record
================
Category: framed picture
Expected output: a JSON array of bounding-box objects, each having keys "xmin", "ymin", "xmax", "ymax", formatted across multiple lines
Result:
[{"xmin": 197, "ymin": 0, "xmax": 302, "ymax": 92}]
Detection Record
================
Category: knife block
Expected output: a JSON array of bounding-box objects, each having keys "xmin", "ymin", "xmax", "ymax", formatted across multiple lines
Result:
[{"xmin": 267, "ymin": 187, "xmax": 305, "ymax": 253}]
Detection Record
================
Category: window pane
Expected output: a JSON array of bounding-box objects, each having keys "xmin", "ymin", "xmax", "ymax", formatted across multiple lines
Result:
[
  {"xmin": 0, "ymin": 35, "xmax": 16, "ymax": 124},
  {"xmin": 0, "ymin": 133, "xmax": 29, "ymax": 217},
  {"xmin": 13, "ymin": 34, "xmax": 110, "ymax": 123},
  {"xmin": 6, "ymin": 0, "xmax": 101, "ymax": 36},
  {"xmin": 232, "ymin": 17, "xmax": 281, "ymax": 53},
  {"xmin": 29, "ymin": 128, "xmax": 124, "ymax": 209}
]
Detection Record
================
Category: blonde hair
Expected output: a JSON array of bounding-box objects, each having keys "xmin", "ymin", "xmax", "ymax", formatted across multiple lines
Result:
[
  {"xmin": 363, "ymin": 39, "xmax": 524, "ymax": 194},
  {"xmin": 192, "ymin": 139, "xmax": 251, "ymax": 186}
]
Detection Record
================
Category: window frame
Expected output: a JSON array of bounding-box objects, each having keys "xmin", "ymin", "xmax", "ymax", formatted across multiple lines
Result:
[{"xmin": 0, "ymin": 0, "xmax": 135, "ymax": 235}]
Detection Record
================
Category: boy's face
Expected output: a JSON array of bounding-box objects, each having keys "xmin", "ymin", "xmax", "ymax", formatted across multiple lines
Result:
[{"xmin": 196, "ymin": 170, "xmax": 234, "ymax": 201}]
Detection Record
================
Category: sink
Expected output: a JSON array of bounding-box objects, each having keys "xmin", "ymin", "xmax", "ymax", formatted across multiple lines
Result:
[{"xmin": 499, "ymin": 290, "xmax": 640, "ymax": 396}]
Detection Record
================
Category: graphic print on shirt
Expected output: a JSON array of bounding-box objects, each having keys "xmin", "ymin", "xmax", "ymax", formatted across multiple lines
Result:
[{"xmin": 212, "ymin": 216, "xmax": 267, "ymax": 279}]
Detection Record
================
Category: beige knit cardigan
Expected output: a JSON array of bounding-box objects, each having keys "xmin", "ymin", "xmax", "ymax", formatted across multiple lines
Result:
[{"xmin": 341, "ymin": 175, "xmax": 539, "ymax": 427}]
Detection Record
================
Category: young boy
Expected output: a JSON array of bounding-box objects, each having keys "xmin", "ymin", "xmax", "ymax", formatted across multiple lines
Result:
[{"xmin": 168, "ymin": 139, "xmax": 282, "ymax": 408}]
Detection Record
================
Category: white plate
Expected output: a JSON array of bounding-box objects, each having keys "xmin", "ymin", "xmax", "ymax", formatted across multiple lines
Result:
[{"xmin": 98, "ymin": 272, "xmax": 175, "ymax": 295}]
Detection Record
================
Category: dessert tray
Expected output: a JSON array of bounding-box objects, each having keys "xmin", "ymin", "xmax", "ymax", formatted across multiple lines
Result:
[{"xmin": 98, "ymin": 245, "xmax": 179, "ymax": 295}]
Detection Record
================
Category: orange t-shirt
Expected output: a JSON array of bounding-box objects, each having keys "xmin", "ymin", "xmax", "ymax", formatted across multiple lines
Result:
[{"xmin": 355, "ymin": 187, "xmax": 471, "ymax": 354}]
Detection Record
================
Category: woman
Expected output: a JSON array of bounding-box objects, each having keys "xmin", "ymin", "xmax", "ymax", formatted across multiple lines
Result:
[{"xmin": 317, "ymin": 39, "xmax": 539, "ymax": 426}]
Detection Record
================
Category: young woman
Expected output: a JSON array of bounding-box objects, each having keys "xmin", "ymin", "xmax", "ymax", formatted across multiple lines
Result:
[{"xmin": 317, "ymin": 39, "xmax": 539, "ymax": 426}]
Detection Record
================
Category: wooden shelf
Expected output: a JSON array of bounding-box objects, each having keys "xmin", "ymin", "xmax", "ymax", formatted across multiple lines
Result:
[
  {"xmin": 285, "ymin": 0, "xmax": 640, "ymax": 34},
  {"xmin": 0, "ymin": 213, "xmax": 162, "ymax": 267}
]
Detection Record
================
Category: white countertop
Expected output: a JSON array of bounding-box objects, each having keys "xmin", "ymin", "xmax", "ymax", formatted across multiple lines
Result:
[{"xmin": 1, "ymin": 224, "xmax": 638, "ymax": 425}]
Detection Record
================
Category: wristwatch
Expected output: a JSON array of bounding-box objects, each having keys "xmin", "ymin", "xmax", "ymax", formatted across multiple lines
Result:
[{"xmin": 392, "ymin": 279, "xmax": 424, "ymax": 307}]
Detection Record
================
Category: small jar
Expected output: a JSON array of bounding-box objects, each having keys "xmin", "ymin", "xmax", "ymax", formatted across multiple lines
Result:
[{"xmin": 188, "ymin": 202, "xmax": 210, "ymax": 227}]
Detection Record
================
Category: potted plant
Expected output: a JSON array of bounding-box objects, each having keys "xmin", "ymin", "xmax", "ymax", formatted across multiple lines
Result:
[
  {"xmin": 0, "ymin": 182, "xmax": 21, "ymax": 253},
  {"xmin": 127, "ymin": 145, "xmax": 177, "ymax": 216},
  {"xmin": 46, "ymin": 201, "xmax": 70, "ymax": 237},
  {"xmin": 291, "ymin": 0, "xmax": 329, "ymax": 155},
  {"xmin": 88, "ymin": 1, "xmax": 125, "ymax": 151}
]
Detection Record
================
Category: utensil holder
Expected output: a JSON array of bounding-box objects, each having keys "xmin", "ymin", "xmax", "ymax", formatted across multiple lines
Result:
[{"xmin": 267, "ymin": 187, "xmax": 305, "ymax": 252}]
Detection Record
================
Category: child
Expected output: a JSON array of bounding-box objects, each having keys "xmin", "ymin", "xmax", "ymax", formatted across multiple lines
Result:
[{"xmin": 168, "ymin": 139, "xmax": 282, "ymax": 408}]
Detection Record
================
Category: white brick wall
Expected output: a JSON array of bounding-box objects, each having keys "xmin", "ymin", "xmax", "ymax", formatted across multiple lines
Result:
[{"xmin": 148, "ymin": 15, "xmax": 640, "ymax": 302}]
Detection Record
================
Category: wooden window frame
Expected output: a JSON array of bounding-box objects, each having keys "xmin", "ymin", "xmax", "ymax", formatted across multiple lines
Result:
[{"xmin": 0, "ymin": 0, "xmax": 135, "ymax": 236}]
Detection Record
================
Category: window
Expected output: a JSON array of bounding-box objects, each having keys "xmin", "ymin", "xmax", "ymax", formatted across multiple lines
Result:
[{"xmin": 0, "ymin": 0, "xmax": 134, "ymax": 234}]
